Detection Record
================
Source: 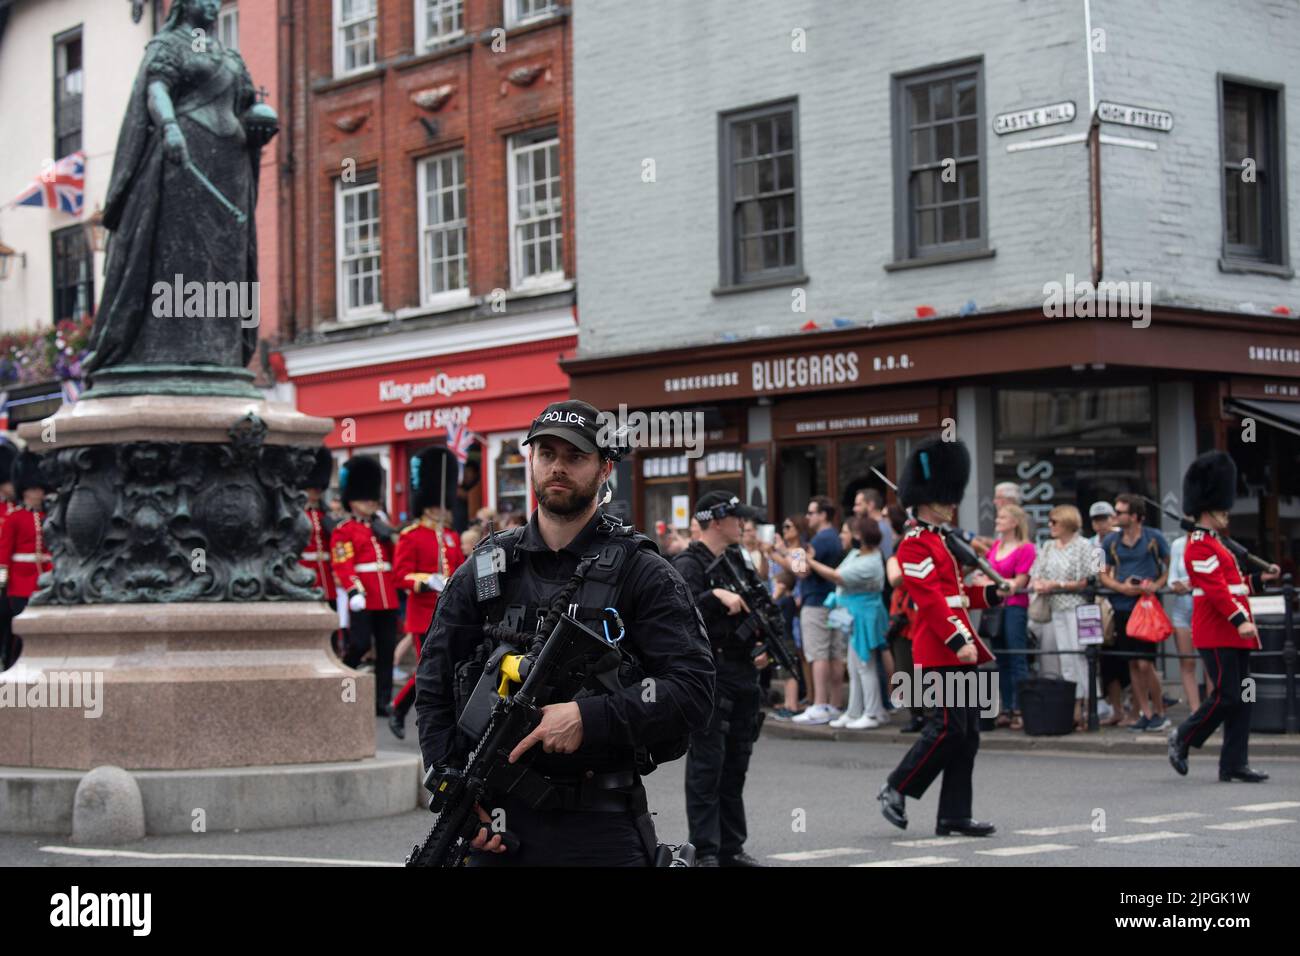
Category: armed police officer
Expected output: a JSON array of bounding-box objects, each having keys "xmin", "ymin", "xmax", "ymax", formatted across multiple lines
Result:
[
  {"xmin": 414, "ymin": 400, "xmax": 714, "ymax": 866},
  {"xmin": 673, "ymin": 491, "xmax": 770, "ymax": 867}
]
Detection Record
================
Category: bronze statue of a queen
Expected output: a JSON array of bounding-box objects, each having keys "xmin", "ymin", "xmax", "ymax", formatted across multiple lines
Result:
[{"xmin": 85, "ymin": 0, "xmax": 277, "ymax": 383}]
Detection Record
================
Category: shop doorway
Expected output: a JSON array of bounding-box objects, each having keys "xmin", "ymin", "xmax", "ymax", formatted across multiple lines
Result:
[
  {"xmin": 837, "ymin": 438, "xmax": 888, "ymax": 520},
  {"xmin": 777, "ymin": 434, "xmax": 925, "ymax": 525},
  {"xmin": 778, "ymin": 444, "xmax": 827, "ymax": 524},
  {"xmin": 1229, "ymin": 412, "xmax": 1300, "ymax": 574}
]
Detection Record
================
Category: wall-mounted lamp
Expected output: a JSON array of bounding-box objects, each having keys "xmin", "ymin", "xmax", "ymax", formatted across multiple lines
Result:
[
  {"xmin": 82, "ymin": 204, "xmax": 108, "ymax": 253},
  {"xmin": 0, "ymin": 242, "xmax": 26, "ymax": 281}
]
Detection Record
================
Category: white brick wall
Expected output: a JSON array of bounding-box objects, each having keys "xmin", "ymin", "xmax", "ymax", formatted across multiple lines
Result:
[
  {"xmin": 573, "ymin": 0, "xmax": 1298, "ymax": 358},
  {"xmin": 1093, "ymin": 0, "xmax": 1300, "ymax": 304}
]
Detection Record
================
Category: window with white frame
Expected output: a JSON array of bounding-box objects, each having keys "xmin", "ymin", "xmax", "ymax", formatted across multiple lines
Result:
[
  {"xmin": 417, "ymin": 0, "xmax": 464, "ymax": 50},
  {"xmin": 505, "ymin": 0, "xmax": 557, "ymax": 29},
  {"xmin": 334, "ymin": 0, "xmax": 377, "ymax": 76},
  {"xmin": 508, "ymin": 128, "xmax": 563, "ymax": 288},
  {"xmin": 418, "ymin": 150, "xmax": 469, "ymax": 303},
  {"xmin": 336, "ymin": 169, "xmax": 382, "ymax": 319},
  {"xmin": 217, "ymin": 2, "xmax": 239, "ymax": 51}
]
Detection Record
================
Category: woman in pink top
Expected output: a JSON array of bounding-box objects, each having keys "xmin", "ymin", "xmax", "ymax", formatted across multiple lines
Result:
[{"xmin": 986, "ymin": 504, "xmax": 1036, "ymax": 729}]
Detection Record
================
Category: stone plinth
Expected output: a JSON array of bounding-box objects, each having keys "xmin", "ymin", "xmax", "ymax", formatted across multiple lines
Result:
[
  {"xmin": 0, "ymin": 603, "xmax": 373, "ymax": 770},
  {"xmin": 0, "ymin": 753, "xmax": 421, "ymax": 836}
]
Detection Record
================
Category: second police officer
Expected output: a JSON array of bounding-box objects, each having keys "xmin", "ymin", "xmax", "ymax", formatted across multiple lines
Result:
[
  {"xmin": 672, "ymin": 490, "xmax": 769, "ymax": 867},
  {"xmin": 414, "ymin": 400, "xmax": 714, "ymax": 866}
]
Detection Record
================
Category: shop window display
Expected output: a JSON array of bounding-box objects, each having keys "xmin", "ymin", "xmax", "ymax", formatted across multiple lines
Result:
[{"xmin": 994, "ymin": 386, "xmax": 1157, "ymax": 542}]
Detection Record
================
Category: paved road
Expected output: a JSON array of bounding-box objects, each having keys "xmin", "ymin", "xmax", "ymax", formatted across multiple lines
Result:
[{"xmin": 3, "ymin": 719, "xmax": 1297, "ymax": 866}]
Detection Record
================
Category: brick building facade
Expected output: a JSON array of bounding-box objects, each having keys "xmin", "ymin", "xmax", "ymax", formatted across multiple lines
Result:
[
  {"xmin": 566, "ymin": 0, "xmax": 1300, "ymax": 567},
  {"xmin": 278, "ymin": 0, "xmax": 578, "ymax": 523}
]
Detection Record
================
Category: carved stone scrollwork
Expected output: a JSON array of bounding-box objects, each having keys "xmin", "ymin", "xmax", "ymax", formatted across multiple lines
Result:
[
  {"xmin": 411, "ymin": 84, "xmax": 456, "ymax": 112},
  {"xmin": 33, "ymin": 414, "xmax": 321, "ymax": 605},
  {"xmin": 507, "ymin": 65, "xmax": 545, "ymax": 87}
]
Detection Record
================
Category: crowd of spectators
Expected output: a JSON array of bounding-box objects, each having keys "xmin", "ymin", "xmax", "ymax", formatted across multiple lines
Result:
[{"xmin": 650, "ymin": 483, "xmax": 1219, "ymax": 736}]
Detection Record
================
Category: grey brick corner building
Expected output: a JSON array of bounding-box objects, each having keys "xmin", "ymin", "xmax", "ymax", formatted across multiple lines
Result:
[{"xmin": 564, "ymin": 0, "xmax": 1300, "ymax": 568}]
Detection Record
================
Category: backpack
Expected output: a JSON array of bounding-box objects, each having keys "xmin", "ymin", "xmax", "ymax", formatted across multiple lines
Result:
[{"xmin": 1106, "ymin": 528, "xmax": 1166, "ymax": 582}]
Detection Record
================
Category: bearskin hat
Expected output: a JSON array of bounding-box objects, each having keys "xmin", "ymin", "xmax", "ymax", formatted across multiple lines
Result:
[
  {"xmin": 0, "ymin": 442, "xmax": 16, "ymax": 488},
  {"xmin": 339, "ymin": 454, "xmax": 384, "ymax": 510},
  {"xmin": 1182, "ymin": 450, "xmax": 1237, "ymax": 517},
  {"xmin": 411, "ymin": 446, "xmax": 456, "ymax": 515},
  {"xmin": 305, "ymin": 447, "xmax": 334, "ymax": 492},
  {"xmin": 12, "ymin": 450, "xmax": 51, "ymax": 495},
  {"xmin": 899, "ymin": 437, "xmax": 971, "ymax": 508}
]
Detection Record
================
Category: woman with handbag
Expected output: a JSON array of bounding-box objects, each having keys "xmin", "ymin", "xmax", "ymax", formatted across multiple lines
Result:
[
  {"xmin": 1029, "ymin": 505, "xmax": 1096, "ymax": 730},
  {"xmin": 985, "ymin": 505, "xmax": 1036, "ymax": 729}
]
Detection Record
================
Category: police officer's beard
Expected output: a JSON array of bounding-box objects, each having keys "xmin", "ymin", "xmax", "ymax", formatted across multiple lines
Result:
[{"xmin": 534, "ymin": 471, "xmax": 600, "ymax": 518}]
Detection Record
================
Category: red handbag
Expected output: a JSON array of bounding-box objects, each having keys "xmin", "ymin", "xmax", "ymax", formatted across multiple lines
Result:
[{"xmin": 1127, "ymin": 592, "xmax": 1174, "ymax": 643}]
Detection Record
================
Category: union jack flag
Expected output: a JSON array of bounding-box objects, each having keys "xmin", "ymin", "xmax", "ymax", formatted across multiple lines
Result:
[
  {"xmin": 12, "ymin": 152, "xmax": 85, "ymax": 216},
  {"xmin": 444, "ymin": 420, "xmax": 480, "ymax": 476}
]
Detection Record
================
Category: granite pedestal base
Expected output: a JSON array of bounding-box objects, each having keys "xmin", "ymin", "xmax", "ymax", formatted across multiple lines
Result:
[
  {"xmin": 0, "ymin": 603, "xmax": 373, "ymax": 770},
  {"xmin": 0, "ymin": 751, "xmax": 422, "ymax": 835}
]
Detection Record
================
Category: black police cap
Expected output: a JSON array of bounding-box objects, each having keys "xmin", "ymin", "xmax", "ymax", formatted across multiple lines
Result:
[{"xmin": 694, "ymin": 491, "xmax": 764, "ymax": 523}]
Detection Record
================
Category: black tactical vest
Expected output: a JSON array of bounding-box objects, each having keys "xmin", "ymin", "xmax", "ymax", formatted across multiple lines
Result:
[{"xmin": 452, "ymin": 512, "xmax": 688, "ymax": 776}]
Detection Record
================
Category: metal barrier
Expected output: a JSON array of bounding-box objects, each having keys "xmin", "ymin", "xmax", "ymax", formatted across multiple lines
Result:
[{"xmin": 978, "ymin": 577, "xmax": 1298, "ymax": 734}]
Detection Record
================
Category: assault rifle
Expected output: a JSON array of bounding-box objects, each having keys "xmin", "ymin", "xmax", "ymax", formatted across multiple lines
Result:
[
  {"xmin": 406, "ymin": 613, "xmax": 620, "ymax": 867},
  {"xmin": 706, "ymin": 548, "xmax": 806, "ymax": 700},
  {"xmin": 869, "ymin": 467, "xmax": 1011, "ymax": 591},
  {"xmin": 1140, "ymin": 495, "xmax": 1280, "ymax": 576}
]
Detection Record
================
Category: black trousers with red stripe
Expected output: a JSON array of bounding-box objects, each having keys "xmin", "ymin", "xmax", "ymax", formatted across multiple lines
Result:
[
  {"xmin": 887, "ymin": 665, "xmax": 980, "ymax": 821},
  {"xmin": 391, "ymin": 633, "xmax": 422, "ymax": 718},
  {"xmin": 1176, "ymin": 647, "xmax": 1252, "ymax": 773}
]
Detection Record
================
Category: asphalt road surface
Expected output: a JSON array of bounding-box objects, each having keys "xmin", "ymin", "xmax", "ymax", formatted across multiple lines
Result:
[{"xmin": 4, "ymin": 719, "xmax": 1297, "ymax": 867}]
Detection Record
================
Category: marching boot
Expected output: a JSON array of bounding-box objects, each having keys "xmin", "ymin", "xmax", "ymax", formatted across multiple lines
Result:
[
  {"xmin": 1219, "ymin": 766, "xmax": 1269, "ymax": 783},
  {"xmin": 877, "ymin": 783, "xmax": 907, "ymax": 830},
  {"xmin": 1168, "ymin": 728, "xmax": 1188, "ymax": 776},
  {"xmin": 935, "ymin": 818, "xmax": 996, "ymax": 837}
]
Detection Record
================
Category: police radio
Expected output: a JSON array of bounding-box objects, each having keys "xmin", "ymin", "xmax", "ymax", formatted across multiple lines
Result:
[{"xmin": 473, "ymin": 531, "xmax": 509, "ymax": 602}]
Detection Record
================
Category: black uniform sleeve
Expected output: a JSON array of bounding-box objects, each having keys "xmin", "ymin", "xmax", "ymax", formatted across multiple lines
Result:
[
  {"xmin": 574, "ymin": 553, "xmax": 715, "ymax": 752},
  {"xmin": 413, "ymin": 559, "xmax": 484, "ymax": 770},
  {"xmin": 671, "ymin": 549, "xmax": 727, "ymax": 623}
]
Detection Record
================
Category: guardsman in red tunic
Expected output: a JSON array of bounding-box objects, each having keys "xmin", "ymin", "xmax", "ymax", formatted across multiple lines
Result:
[
  {"xmin": 1169, "ymin": 451, "xmax": 1278, "ymax": 783},
  {"xmin": 387, "ymin": 446, "xmax": 465, "ymax": 739},
  {"xmin": 0, "ymin": 442, "xmax": 19, "ymax": 669},
  {"xmin": 301, "ymin": 448, "xmax": 339, "ymax": 605},
  {"xmin": 0, "ymin": 451, "xmax": 53, "ymax": 669},
  {"xmin": 878, "ymin": 438, "xmax": 1005, "ymax": 836},
  {"xmin": 331, "ymin": 455, "xmax": 401, "ymax": 717}
]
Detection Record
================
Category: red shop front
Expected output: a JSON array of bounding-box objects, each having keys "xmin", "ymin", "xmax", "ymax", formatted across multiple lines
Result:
[{"xmin": 292, "ymin": 337, "xmax": 573, "ymax": 522}]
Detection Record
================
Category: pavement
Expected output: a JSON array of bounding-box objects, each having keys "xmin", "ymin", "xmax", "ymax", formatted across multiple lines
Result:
[
  {"xmin": 763, "ymin": 709, "xmax": 1300, "ymax": 756},
  {"xmin": 2, "ymin": 711, "xmax": 1297, "ymax": 867}
]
